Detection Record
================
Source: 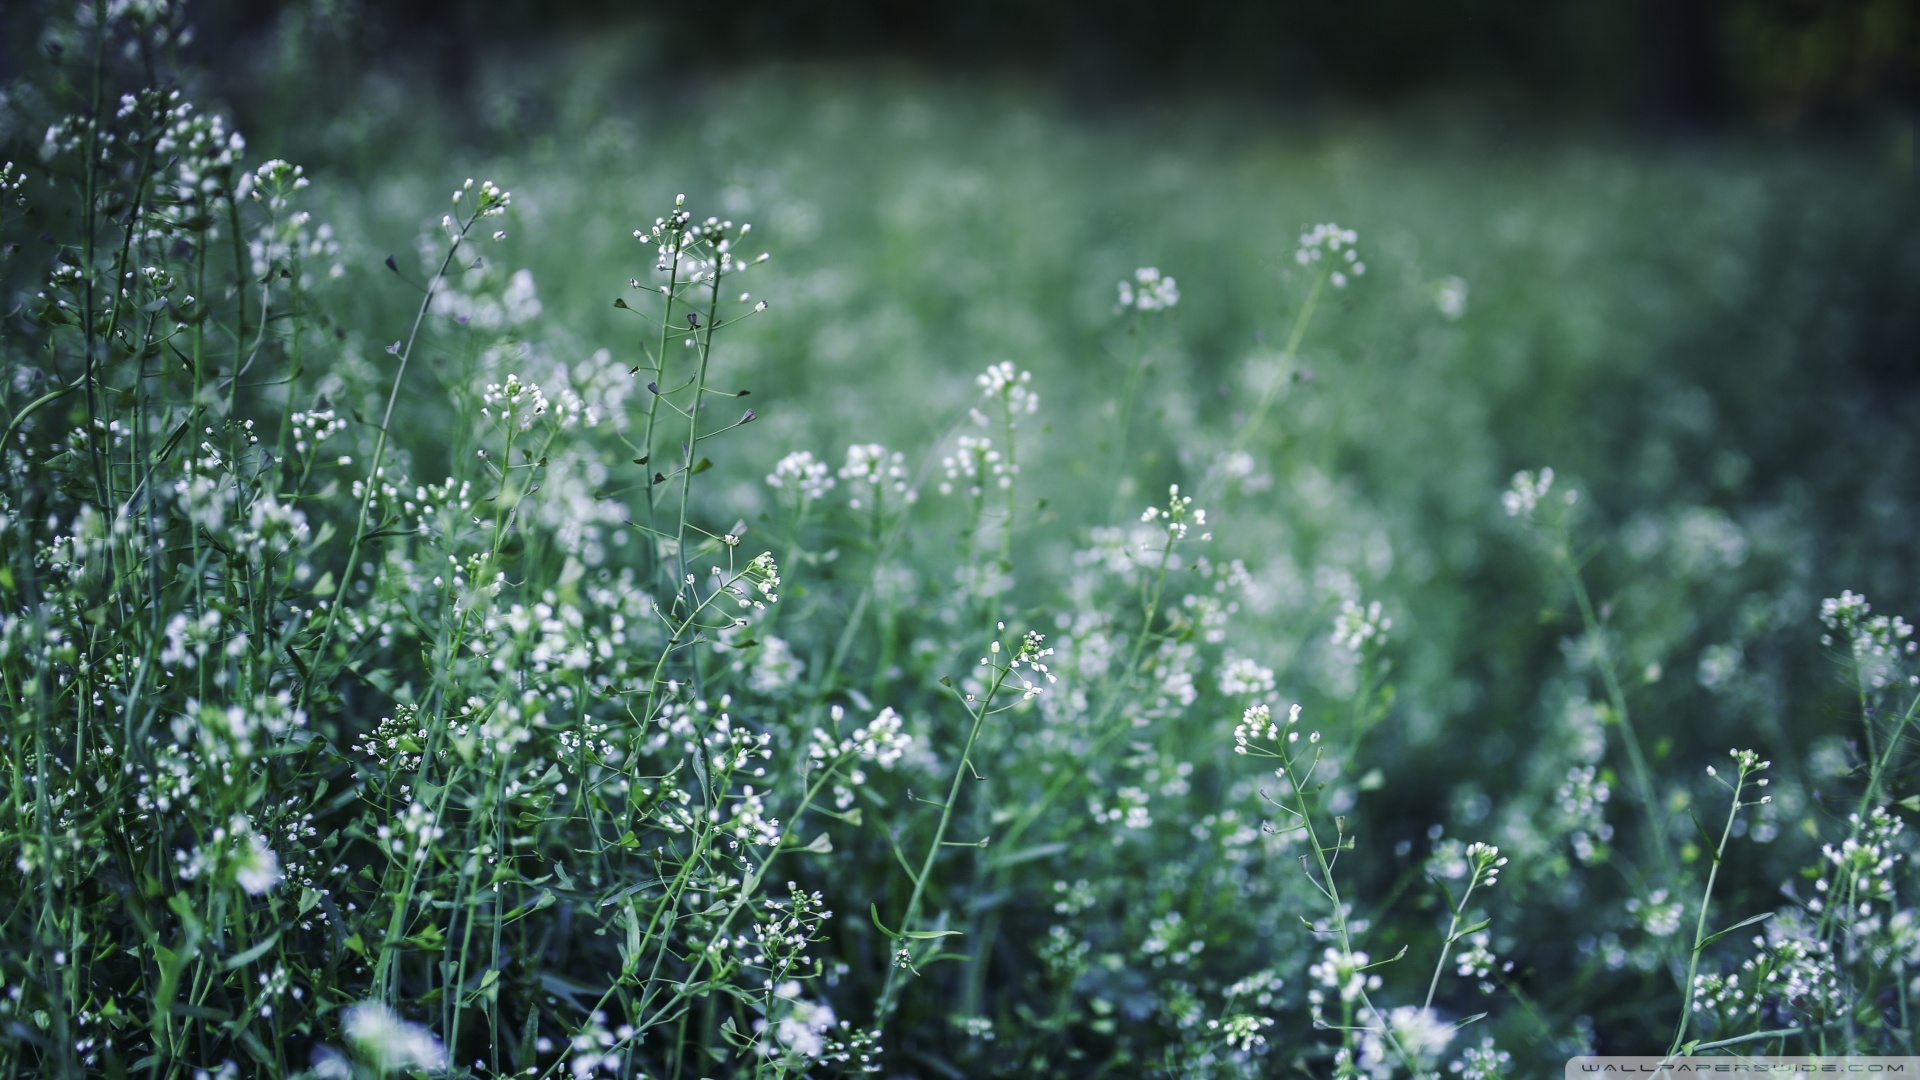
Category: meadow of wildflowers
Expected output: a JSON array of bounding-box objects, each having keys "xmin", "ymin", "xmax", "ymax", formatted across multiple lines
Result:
[{"xmin": 3, "ymin": 4, "xmax": 1920, "ymax": 1079}]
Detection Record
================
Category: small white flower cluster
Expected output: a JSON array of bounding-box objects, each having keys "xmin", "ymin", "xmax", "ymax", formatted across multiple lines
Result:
[
  {"xmin": 951, "ymin": 1014, "xmax": 996, "ymax": 1042},
  {"xmin": 1141, "ymin": 484, "xmax": 1209, "ymax": 542},
  {"xmin": 767, "ymin": 450, "xmax": 835, "ymax": 501},
  {"xmin": 343, "ymin": 1002, "xmax": 447, "ymax": 1073},
  {"xmin": 1088, "ymin": 786, "xmax": 1152, "ymax": 832},
  {"xmin": 0, "ymin": 160, "xmax": 25, "ymax": 208},
  {"xmin": 633, "ymin": 197, "xmax": 770, "ymax": 312},
  {"xmin": 1359, "ymin": 1006, "xmax": 1453, "ymax": 1080},
  {"xmin": 1812, "ymin": 807, "xmax": 1904, "ymax": 915},
  {"xmin": 1219, "ymin": 654, "xmax": 1276, "ymax": 697},
  {"xmin": 450, "ymin": 176, "xmax": 511, "ymax": 237},
  {"xmin": 1500, "ymin": 467, "xmax": 1574, "ymax": 520},
  {"xmin": 839, "ymin": 444, "xmax": 911, "ymax": 510},
  {"xmin": 174, "ymin": 692, "xmax": 306, "ymax": 762},
  {"xmin": 1116, "ymin": 266, "xmax": 1180, "ymax": 312},
  {"xmin": 1695, "ymin": 919, "xmax": 1842, "ymax": 1027},
  {"xmin": 246, "ymin": 196, "xmax": 343, "ymax": 285},
  {"xmin": 1225, "ymin": 968, "xmax": 1287, "ymax": 1007},
  {"xmin": 1140, "ymin": 909, "xmax": 1202, "ymax": 965},
  {"xmin": 158, "ymin": 608, "xmax": 226, "ymax": 670},
  {"xmin": 1464, "ymin": 841, "xmax": 1508, "ymax": 888},
  {"xmin": 1454, "ymin": 930, "xmax": 1498, "ymax": 983},
  {"xmin": 695, "ymin": 708, "xmax": 776, "ymax": 776},
  {"xmin": 983, "ymin": 627, "xmax": 1057, "ymax": 700},
  {"xmin": 1627, "ymin": 888, "xmax": 1684, "ymax": 937},
  {"xmin": 288, "ymin": 407, "xmax": 345, "ymax": 455},
  {"xmin": 375, "ymin": 801, "xmax": 445, "ymax": 864},
  {"xmin": 1708, "ymin": 748, "xmax": 1772, "ymax": 796},
  {"xmin": 1209, "ymin": 1012, "xmax": 1274, "ymax": 1053},
  {"xmin": 1236, "ymin": 699, "xmax": 1297, "ymax": 749},
  {"xmin": 175, "ymin": 814, "xmax": 282, "ymax": 895},
  {"xmin": 1332, "ymin": 599, "xmax": 1393, "ymax": 651},
  {"xmin": 726, "ymin": 552, "xmax": 782, "ymax": 609},
  {"xmin": 248, "ymin": 159, "xmax": 307, "ymax": 211},
  {"xmin": 974, "ymin": 361, "xmax": 1039, "ymax": 420},
  {"xmin": 743, "ymin": 635, "xmax": 805, "ymax": 695},
  {"xmin": 940, "ymin": 433, "xmax": 1005, "ymax": 496},
  {"xmin": 480, "ymin": 373, "xmax": 550, "ymax": 431},
  {"xmin": 1820, "ymin": 591, "xmax": 1918, "ymax": 690},
  {"xmin": 1435, "ymin": 276, "xmax": 1469, "ymax": 321},
  {"xmin": 1296, "ymin": 224, "xmax": 1366, "ymax": 288},
  {"xmin": 728, "ymin": 785, "xmax": 782, "ymax": 846},
  {"xmin": 810, "ymin": 705, "xmax": 913, "ymax": 772},
  {"xmin": 154, "ymin": 101, "xmax": 246, "ymax": 202},
  {"xmin": 435, "ymin": 265, "xmax": 543, "ymax": 329},
  {"xmin": 1554, "ymin": 765, "xmax": 1614, "ymax": 864},
  {"xmin": 1308, "ymin": 946, "xmax": 1381, "ymax": 1004},
  {"xmin": 554, "ymin": 1011, "xmax": 635, "ymax": 1078},
  {"xmin": 759, "ymin": 981, "xmax": 839, "ymax": 1059},
  {"xmin": 1450, "ymin": 1035, "xmax": 1512, "ymax": 1080},
  {"xmin": 1233, "ymin": 702, "xmax": 1303, "ymax": 754},
  {"xmin": 1014, "ymin": 627, "xmax": 1057, "ymax": 669}
]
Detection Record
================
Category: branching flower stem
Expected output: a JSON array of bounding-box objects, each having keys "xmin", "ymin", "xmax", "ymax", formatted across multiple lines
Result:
[
  {"xmin": 1669, "ymin": 752, "xmax": 1768, "ymax": 1056},
  {"xmin": 873, "ymin": 641, "xmax": 1021, "ymax": 1027}
]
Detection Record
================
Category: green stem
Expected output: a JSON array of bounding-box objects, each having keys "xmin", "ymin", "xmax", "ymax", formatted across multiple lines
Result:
[
  {"xmin": 1559, "ymin": 536, "xmax": 1674, "ymax": 883},
  {"xmin": 1668, "ymin": 765, "xmax": 1753, "ymax": 1056},
  {"xmin": 1423, "ymin": 877, "xmax": 1480, "ymax": 1012},
  {"xmin": 309, "ymin": 215, "xmax": 476, "ymax": 688},
  {"xmin": 873, "ymin": 661, "xmax": 1012, "ymax": 1027},
  {"xmin": 1230, "ymin": 270, "xmax": 1325, "ymax": 458}
]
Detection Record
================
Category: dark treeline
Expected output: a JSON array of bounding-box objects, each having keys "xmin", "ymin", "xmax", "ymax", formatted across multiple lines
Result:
[{"xmin": 12, "ymin": 0, "xmax": 1910, "ymax": 135}]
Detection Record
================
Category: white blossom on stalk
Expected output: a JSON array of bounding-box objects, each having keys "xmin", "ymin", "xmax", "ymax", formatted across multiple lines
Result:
[
  {"xmin": 1501, "ymin": 467, "xmax": 1566, "ymax": 520},
  {"xmin": 343, "ymin": 1002, "xmax": 447, "ymax": 1072},
  {"xmin": 1117, "ymin": 266, "xmax": 1180, "ymax": 312},
  {"xmin": 233, "ymin": 833, "xmax": 283, "ymax": 895},
  {"xmin": 975, "ymin": 360, "xmax": 1039, "ymax": 419},
  {"xmin": 1295, "ymin": 223, "xmax": 1366, "ymax": 288},
  {"xmin": 767, "ymin": 450, "xmax": 835, "ymax": 501}
]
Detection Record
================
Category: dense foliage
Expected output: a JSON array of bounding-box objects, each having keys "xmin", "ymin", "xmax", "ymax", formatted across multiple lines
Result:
[{"xmin": 3, "ymin": 4, "xmax": 1920, "ymax": 1078}]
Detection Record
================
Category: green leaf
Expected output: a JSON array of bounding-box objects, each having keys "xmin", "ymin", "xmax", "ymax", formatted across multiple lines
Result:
[
  {"xmin": 221, "ymin": 931, "xmax": 282, "ymax": 971},
  {"xmin": 987, "ymin": 841, "xmax": 1069, "ymax": 870},
  {"xmin": 1700, "ymin": 911, "xmax": 1774, "ymax": 950},
  {"xmin": 870, "ymin": 903, "xmax": 899, "ymax": 939},
  {"xmin": 1690, "ymin": 811, "xmax": 1721, "ymax": 865},
  {"xmin": 1450, "ymin": 918, "xmax": 1491, "ymax": 943},
  {"xmin": 237, "ymin": 1030, "xmax": 275, "ymax": 1066},
  {"xmin": 903, "ymin": 929, "xmax": 964, "ymax": 940}
]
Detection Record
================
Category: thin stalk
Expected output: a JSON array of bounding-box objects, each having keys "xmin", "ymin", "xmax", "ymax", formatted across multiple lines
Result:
[
  {"xmin": 1558, "ymin": 537, "xmax": 1674, "ymax": 883},
  {"xmin": 1668, "ymin": 758, "xmax": 1761, "ymax": 1056},
  {"xmin": 641, "ymin": 226, "xmax": 685, "ymax": 556},
  {"xmin": 1423, "ymin": 879, "xmax": 1482, "ymax": 1012},
  {"xmin": 671, "ymin": 273, "xmax": 724, "ymax": 619},
  {"xmin": 1229, "ymin": 270, "xmax": 1324, "ymax": 457},
  {"xmin": 309, "ymin": 218, "xmax": 476, "ymax": 684},
  {"xmin": 874, "ymin": 658, "xmax": 1015, "ymax": 1026},
  {"xmin": 1106, "ymin": 314, "xmax": 1149, "ymax": 519}
]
